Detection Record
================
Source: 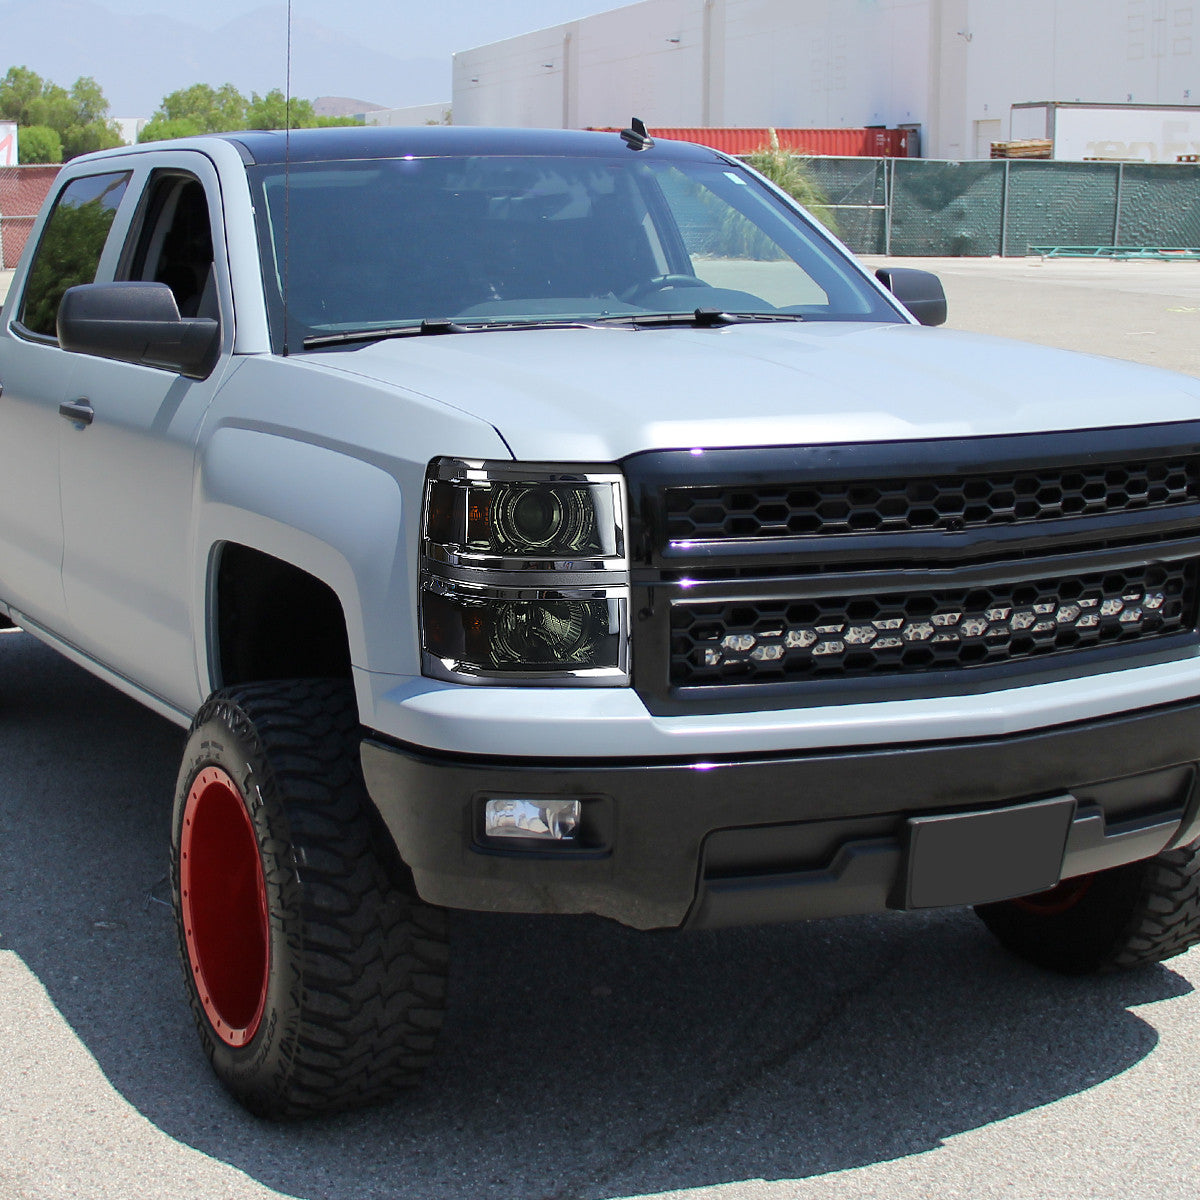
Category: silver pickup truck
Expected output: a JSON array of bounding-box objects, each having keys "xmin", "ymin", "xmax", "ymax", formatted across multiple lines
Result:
[{"xmin": 3, "ymin": 124, "xmax": 1200, "ymax": 1118}]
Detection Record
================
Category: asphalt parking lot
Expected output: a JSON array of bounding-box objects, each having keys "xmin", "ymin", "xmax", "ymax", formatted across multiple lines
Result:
[
  {"xmin": 3, "ymin": 257, "xmax": 1200, "ymax": 1200},
  {"xmin": 866, "ymin": 254, "xmax": 1200, "ymax": 377}
]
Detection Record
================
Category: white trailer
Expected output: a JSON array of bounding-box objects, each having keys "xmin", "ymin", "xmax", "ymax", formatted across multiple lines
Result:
[{"xmin": 1011, "ymin": 101, "xmax": 1200, "ymax": 162}]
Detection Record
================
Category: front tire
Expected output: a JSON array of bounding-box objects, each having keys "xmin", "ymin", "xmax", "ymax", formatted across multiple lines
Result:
[
  {"xmin": 975, "ymin": 839, "xmax": 1200, "ymax": 974},
  {"xmin": 171, "ymin": 679, "xmax": 448, "ymax": 1118}
]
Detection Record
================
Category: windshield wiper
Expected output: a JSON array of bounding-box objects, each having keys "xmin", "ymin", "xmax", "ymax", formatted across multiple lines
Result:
[
  {"xmin": 303, "ymin": 319, "xmax": 472, "ymax": 349},
  {"xmin": 302, "ymin": 309, "xmax": 808, "ymax": 349},
  {"xmin": 303, "ymin": 316, "xmax": 620, "ymax": 349},
  {"xmin": 588, "ymin": 308, "xmax": 808, "ymax": 328}
]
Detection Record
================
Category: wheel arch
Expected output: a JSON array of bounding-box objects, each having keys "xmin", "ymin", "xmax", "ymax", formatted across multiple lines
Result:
[
  {"xmin": 210, "ymin": 542, "xmax": 354, "ymax": 689},
  {"xmin": 194, "ymin": 424, "xmax": 423, "ymax": 695}
]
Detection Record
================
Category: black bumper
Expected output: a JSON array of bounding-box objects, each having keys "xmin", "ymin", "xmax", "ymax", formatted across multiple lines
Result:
[{"xmin": 360, "ymin": 699, "xmax": 1200, "ymax": 931}]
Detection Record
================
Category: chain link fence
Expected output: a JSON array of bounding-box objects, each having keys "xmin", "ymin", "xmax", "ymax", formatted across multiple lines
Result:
[
  {"xmin": 6, "ymin": 157, "xmax": 1199, "ymax": 270},
  {"xmin": 799, "ymin": 157, "xmax": 1200, "ymax": 256},
  {"xmin": 0, "ymin": 165, "xmax": 58, "ymax": 270}
]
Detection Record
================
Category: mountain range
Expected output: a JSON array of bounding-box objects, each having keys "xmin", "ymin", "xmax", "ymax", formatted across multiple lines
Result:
[{"xmin": 0, "ymin": 0, "xmax": 447, "ymax": 116}]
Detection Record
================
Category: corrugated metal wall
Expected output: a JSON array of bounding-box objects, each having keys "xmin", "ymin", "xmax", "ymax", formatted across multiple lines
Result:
[
  {"xmin": 590, "ymin": 127, "xmax": 910, "ymax": 157},
  {"xmin": 654, "ymin": 128, "xmax": 911, "ymax": 157}
]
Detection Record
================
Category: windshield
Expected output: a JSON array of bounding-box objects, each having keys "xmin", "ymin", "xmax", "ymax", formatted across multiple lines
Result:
[{"xmin": 248, "ymin": 152, "xmax": 902, "ymax": 347}]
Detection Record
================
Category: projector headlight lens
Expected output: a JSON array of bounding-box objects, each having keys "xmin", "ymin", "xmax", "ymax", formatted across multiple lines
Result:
[
  {"xmin": 422, "ymin": 587, "xmax": 624, "ymax": 674},
  {"xmin": 420, "ymin": 460, "xmax": 629, "ymax": 684},
  {"xmin": 426, "ymin": 477, "xmax": 617, "ymax": 561}
]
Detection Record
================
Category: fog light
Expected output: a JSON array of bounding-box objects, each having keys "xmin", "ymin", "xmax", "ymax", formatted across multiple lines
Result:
[{"xmin": 485, "ymin": 798, "xmax": 581, "ymax": 841}]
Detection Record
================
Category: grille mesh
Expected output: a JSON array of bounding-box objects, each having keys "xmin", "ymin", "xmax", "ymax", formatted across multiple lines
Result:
[
  {"xmin": 672, "ymin": 560, "xmax": 1198, "ymax": 687},
  {"xmin": 666, "ymin": 457, "xmax": 1200, "ymax": 544}
]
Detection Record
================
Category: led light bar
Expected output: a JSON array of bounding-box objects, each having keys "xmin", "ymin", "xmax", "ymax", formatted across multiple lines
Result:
[{"xmin": 695, "ymin": 588, "xmax": 1172, "ymax": 670}]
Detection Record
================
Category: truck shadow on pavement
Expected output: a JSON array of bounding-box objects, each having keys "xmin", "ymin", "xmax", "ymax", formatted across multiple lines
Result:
[{"xmin": 0, "ymin": 629, "xmax": 1192, "ymax": 1200}]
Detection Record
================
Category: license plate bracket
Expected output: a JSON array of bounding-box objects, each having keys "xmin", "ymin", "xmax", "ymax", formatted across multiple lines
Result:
[{"xmin": 901, "ymin": 795, "xmax": 1076, "ymax": 909}]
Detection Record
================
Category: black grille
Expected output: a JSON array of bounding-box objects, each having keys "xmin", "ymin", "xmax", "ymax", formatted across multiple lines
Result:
[
  {"xmin": 672, "ymin": 560, "xmax": 1199, "ymax": 687},
  {"xmin": 626, "ymin": 429, "xmax": 1200, "ymax": 713},
  {"xmin": 665, "ymin": 456, "xmax": 1200, "ymax": 544}
]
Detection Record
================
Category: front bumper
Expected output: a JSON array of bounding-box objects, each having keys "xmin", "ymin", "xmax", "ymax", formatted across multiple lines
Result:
[{"xmin": 360, "ymin": 698, "xmax": 1200, "ymax": 931}]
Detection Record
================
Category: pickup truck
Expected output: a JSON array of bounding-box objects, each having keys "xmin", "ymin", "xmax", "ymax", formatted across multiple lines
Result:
[{"xmin": 3, "ymin": 124, "xmax": 1200, "ymax": 1119}]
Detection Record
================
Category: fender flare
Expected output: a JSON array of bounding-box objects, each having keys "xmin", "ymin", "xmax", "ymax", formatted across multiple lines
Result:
[{"xmin": 193, "ymin": 424, "xmax": 415, "ymax": 686}]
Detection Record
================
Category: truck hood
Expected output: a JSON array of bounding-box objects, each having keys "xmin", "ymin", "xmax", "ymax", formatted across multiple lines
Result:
[{"xmin": 308, "ymin": 321, "xmax": 1200, "ymax": 461}]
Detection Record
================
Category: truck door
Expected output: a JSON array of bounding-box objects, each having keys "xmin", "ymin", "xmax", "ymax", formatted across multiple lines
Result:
[
  {"xmin": 0, "ymin": 169, "xmax": 132, "ymax": 632},
  {"xmin": 58, "ymin": 159, "xmax": 232, "ymax": 716}
]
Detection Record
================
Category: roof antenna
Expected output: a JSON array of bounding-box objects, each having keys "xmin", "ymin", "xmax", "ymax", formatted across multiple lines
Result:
[
  {"xmin": 620, "ymin": 117, "xmax": 654, "ymax": 151},
  {"xmin": 282, "ymin": 0, "xmax": 293, "ymax": 356}
]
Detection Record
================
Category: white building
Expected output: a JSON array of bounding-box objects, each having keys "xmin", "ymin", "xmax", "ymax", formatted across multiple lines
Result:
[
  {"xmin": 366, "ymin": 102, "xmax": 453, "ymax": 127},
  {"xmin": 115, "ymin": 117, "xmax": 149, "ymax": 146},
  {"xmin": 453, "ymin": 0, "xmax": 1200, "ymax": 159}
]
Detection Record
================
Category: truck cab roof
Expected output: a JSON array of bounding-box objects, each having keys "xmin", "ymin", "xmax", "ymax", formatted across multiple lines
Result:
[{"xmin": 206, "ymin": 124, "xmax": 726, "ymax": 166}]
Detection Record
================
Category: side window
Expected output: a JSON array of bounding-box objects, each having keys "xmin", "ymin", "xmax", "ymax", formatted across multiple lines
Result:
[
  {"xmin": 123, "ymin": 174, "xmax": 216, "ymax": 319},
  {"xmin": 17, "ymin": 171, "xmax": 131, "ymax": 338}
]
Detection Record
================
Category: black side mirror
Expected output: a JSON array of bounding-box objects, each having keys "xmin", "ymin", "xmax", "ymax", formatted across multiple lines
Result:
[
  {"xmin": 875, "ymin": 267, "xmax": 948, "ymax": 327},
  {"xmin": 57, "ymin": 282, "xmax": 220, "ymax": 378}
]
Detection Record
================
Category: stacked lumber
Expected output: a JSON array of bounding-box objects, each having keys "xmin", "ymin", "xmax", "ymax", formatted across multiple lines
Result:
[{"xmin": 990, "ymin": 139, "xmax": 1053, "ymax": 159}]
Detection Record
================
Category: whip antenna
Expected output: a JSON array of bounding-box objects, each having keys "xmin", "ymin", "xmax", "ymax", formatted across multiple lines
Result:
[{"xmin": 282, "ymin": 0, "xmax": 293, "ymax": 355}]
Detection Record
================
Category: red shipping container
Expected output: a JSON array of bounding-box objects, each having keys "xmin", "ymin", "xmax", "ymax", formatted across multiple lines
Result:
[{"xmin": 588, "ymin": 127, "xmax": 910, "ymax": 157}]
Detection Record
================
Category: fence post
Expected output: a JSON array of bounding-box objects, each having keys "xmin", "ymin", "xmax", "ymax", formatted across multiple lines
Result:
[
  {"xmin": 1000, "ymin": 159, "xmax": 1011, "ymax": 257},
  {"xmin": 884, "ymin": 156, "xmax": 893, "ymax": 256},
  {"xmin": 1113, "ymin": 162, "xmax": 1124, "ymax": 246}
]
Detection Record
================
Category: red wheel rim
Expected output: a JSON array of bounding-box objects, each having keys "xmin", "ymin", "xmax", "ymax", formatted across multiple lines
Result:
[
  {"xmin": 1012, "ymin": 874, "xmax": 1094, "ymax": 916},
  {"xmin": 179, "ymin": 767, "xmax": 269, "ymax": 1048}
]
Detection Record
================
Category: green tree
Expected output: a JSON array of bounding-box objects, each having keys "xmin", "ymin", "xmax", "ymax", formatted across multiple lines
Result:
[
  {"xmin": 0, "ymin": 65, "xmax": 46, "ymax": 123},
  {"xmin": 68, "ymin": 75, "xmax": 110, "ymax": 125},
  {"xmin": 138, "ymin": 83, "xmax": 363, "ymax": 141},
  {"xmin": 16, "ymin": 124, "xmax": 62, "ymax": 163},
  {"xmin": 60, "ymin": 78, "xmax": 123, "ymax": 158},
  {"xmin": 137, "ymin": 115, "xmax": 205, "ymax": 144},
  {"xmin": 244, "ymin": 89, "xmax": 362, "ymax": 129},
  {"xmin": 24, "ymin": 81, "xmax": 74, "ymax": 133},
  {"xmin": 246, "ymin": 89, "xmax": 313, "ymax": 129},
  {"xmin": 0, "ymin": 66, "xmax": 121, "ymax": 160},
  {"xmin": 61, "ymin": 118, "xmax": 123, "ymax": 159},
  {"xmin": 156, "ymin": 82, "xmax": 248, "ymax": 132}
]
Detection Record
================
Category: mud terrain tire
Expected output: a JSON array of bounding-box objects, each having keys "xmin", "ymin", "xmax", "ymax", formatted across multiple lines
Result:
[
  {"xmin": 975, "ymin": 839, "xmax": 1200, "ymax": 974},
  {"xmin": 171, "ymin": 679, "xmax": 448, "ymax": 1118}
]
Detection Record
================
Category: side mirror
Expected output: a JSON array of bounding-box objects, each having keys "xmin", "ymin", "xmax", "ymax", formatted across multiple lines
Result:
[
  {"xmin": 57, "ymin": 282, "xmax": 220, "ymax": 379},
  {"xmin": 875, "ymin": 267, "xmax": 948, "ymax": 327}
]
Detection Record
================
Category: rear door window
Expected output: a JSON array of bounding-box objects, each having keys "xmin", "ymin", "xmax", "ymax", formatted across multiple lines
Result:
[{"xmin": 16, "ymin": 171, "xmax": 131, "ymax": 339}]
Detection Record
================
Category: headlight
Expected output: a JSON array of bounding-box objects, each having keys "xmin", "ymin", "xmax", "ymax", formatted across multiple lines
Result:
[
  {"xmin": 426, "ymin": 477, "xmax": 619, "ymax": 561},
  {"xmin": 420, "ymin": 459, "xmax": 630, "ymax": 684}
]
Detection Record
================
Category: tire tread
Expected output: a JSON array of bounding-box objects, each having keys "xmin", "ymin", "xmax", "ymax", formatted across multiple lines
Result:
[{"xmin": 174, "ymin": 678, "xmax": 448, "ymax": 1118}]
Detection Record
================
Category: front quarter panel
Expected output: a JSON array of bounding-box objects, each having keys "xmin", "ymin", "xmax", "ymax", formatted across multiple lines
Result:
[{"xmin": 192, "ymin": 354, "xmax": 511, "ymax": 695}]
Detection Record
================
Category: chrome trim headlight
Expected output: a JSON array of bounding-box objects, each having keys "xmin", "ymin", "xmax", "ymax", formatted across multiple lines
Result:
[{"xmin": 420, "ymin": 459, "xmax": 630, "ymax": 685}]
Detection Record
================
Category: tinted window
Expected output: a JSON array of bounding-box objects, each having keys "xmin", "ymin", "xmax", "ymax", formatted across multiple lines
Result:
[
  {"xmin": 248, "ymin": 154, "xmax": 899, "ymax": 349},
  {"xmin": 124, "ymin": 174, "xmax": 217, "ymax": 319},
  {"xmin": 18, "ymin": 171, "xmax": 131, "ymax": 338}
]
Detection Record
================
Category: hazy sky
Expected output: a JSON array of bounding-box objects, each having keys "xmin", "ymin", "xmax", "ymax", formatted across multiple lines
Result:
[
  {"xmin": 95, "ymin": 0, "xmax": 629, "ymax": 57},
  {"xmin": 1, "ymin": 0, "xmax": 638, "ymax": 112}
]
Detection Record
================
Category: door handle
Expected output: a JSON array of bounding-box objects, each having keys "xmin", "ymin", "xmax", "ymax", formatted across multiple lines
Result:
[{"xmin": 59, "ymin": 399, "xmax": 94, "ymax": 426}]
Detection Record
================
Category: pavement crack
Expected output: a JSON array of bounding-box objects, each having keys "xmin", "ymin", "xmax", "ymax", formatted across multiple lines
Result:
[{"xmin": 542, "ymin": 939, "xmax": 910, "ymax": 1200}]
